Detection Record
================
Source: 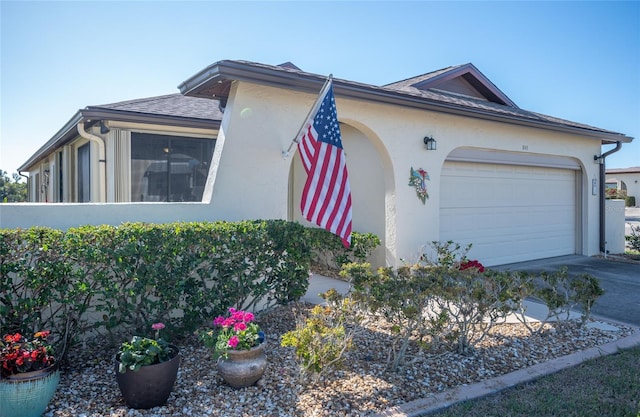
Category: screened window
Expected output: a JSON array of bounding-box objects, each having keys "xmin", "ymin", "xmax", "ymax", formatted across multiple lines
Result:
[
  {"xmin": 77, "ymin": 143, "xmax": 91, "ymax": 202},
  {"xmin": 55, "ymin": 151, "xmax": 64, "ymax": 202},
  {"xmin": 131, "ymin": 133, "xmax": 214, "ymax": 202}
]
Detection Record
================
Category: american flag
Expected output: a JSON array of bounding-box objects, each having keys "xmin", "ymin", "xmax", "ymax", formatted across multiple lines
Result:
[{"xmin": 296, "ymin": 79, "xmax": 352, "ymax": 247}]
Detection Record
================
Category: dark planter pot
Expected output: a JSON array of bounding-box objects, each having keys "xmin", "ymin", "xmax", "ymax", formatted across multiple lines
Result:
[
  {"xmin": 217, "ymin": 341, "xmax": 267, "ymax": 388},
  {"xmin": 115, "ymin": 345, "xmax": 180, "ymax": 409},
  {"xmin": 0, "ymin": 363, "xmax": 60, "ymax": 417}
]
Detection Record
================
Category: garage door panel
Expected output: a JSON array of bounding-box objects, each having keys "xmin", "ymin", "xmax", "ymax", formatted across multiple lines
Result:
[{"xmin": 440, "ymin": 161, "xmax": 576, "ymax": 266}]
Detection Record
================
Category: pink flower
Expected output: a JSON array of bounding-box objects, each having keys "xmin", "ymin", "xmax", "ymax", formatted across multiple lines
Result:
[
  {"xmin": 234, "ymin": 322, "xmax": 247, "ymax": 332},
  {"xmin": 151, "ymin": 322, "xmax": 165, "ymax": 331},
  {"xmin": 228, "ymin": 335, "xmax": 239, "ymax": 348},
  {"xmin": 243, "ymin": 312, "xmax": 254, "ymax": 322},
  {"xmin": 213, "ymin": 316, "xmax": 225, "ymax": 327}
]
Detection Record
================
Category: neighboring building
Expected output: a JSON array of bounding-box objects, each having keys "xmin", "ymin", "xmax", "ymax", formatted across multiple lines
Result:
[
  {"xmin": 3, "ymin": 60, "xmax": 634, "ymax": 267},
  {"xmin": 606, "ymin": 167, "xmax": 640, "ymax": 206},
  {"xmin": 18, "ymin": 94, "xmax": 221, "ymax": 203}
]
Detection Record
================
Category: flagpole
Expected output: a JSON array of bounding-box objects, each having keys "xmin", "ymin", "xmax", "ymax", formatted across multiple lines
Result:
[{"xmin": 282, "ymin": 74, "xmax": 334, "ymax": 158}]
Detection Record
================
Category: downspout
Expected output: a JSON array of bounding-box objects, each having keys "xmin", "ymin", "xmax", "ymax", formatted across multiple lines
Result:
[
  {"xmin": 18, "ymin": 171, "xmax": 29, "ymax": 201},
  {"xmin": 77, "ymin": 122, "xmax": 107, "ymax": 202},
  {"xmin": 594, "ymin": 141, "xmax": 622, "ymax": 254}
]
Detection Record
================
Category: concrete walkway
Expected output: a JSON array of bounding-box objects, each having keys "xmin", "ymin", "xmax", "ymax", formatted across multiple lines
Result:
[{"xmin": 302, "ymin": 273, "xmax": 640, "ymax": 417}]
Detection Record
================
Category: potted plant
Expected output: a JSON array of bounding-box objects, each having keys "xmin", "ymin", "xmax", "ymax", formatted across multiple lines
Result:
[
  {"xmin": 115, "ymin": 322, "xmax": 180, "ymax": 409},
  {"xmin": 199, "ymin": 307, "xmax": 266, "ymax": 388},
  {"xmin": 0, "ymin": 330, "xmax": 60, "ymax": 417}
]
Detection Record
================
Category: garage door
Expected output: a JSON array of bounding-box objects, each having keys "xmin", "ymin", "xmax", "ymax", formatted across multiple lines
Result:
[{"xmin": 440, "ymin": 161, "xmax": 577, "ymax": 266}]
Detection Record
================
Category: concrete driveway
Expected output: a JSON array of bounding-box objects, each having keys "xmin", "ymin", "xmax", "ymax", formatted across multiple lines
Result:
[{"xmin": 496, "ymin": 255, "xmax": 640, "ymax": 327}]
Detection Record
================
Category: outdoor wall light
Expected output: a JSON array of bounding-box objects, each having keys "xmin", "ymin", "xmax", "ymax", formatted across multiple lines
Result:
[
  {"xmin": 423, "ymin": 136, "xmax": 437, "ymax": 151},
  {"xmin": 99, "ymin": 121, "xmax": 110, "ymax": 134}
]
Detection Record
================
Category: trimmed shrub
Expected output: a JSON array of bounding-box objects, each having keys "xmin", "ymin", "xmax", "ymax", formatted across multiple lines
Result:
[{"xmin": 0, "ymin": 220, "xmax": 313, "ymax": 356}]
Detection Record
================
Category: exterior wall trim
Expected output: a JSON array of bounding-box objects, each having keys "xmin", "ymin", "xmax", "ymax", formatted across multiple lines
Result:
[{"xmin": 446, "ymin": 147, "xmax": 581, "ymax": 170}]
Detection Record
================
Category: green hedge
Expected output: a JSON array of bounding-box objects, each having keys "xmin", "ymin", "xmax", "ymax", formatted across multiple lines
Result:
[
  {"xmin": 307, "ymin": 228, "xmax": 380, "ymax": 277},
  {"xmin": 1, "ymin": 221, "xmax": 314, "ymax": 354},
  {"xmin": 0, "ymin": 221, "xmax": 380, "ymax": 358}
]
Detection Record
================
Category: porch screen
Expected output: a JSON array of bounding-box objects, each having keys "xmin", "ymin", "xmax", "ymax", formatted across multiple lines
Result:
[
  {"xmin": 77, "ymin": 143, "xmax": 91, "ymax": 202},
  {"xmin": 130, "ymin": 133, "xmax": 214, "ymax": 202}
]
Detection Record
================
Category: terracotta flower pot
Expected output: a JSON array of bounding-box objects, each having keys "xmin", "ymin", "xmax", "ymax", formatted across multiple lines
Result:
[
  {"xmin": 115, "ymin": 345, "xmax": 180, "ymax": 409},
  {"xmin": 217, "ymin": 341, "xmax": 267, "ymax": 388},
  {"xmin": 0, "ymin": 364, "xmax": 60, "ymax": 417}
]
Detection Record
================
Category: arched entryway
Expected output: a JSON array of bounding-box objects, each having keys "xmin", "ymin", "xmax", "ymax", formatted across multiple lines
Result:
[{"xmin": 288, "ymin": 122, "xmax": 393, "ymax": 268}]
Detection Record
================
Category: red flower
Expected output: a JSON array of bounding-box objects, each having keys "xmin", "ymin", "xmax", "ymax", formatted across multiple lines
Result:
[
  {"xmin": 1, "ymin": 330, "xmax": 55, "ymax": 377},
  {"xmin": 460, "ymin": 260, "xmax": 485, "ymax": 273},
  {"xmin": 4, "ymin": 333, "xmax": 22, "ymax": 343}
]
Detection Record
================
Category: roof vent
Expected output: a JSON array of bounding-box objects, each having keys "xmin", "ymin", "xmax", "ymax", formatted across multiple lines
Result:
[{"xmin": 278, "ymin": 62, "xmax": 302, "ymax": 71}]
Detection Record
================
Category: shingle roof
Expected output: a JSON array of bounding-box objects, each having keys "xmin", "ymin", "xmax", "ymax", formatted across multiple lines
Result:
[
  {"xmin": 89, "ymin": 93, "xmax": 223, "ymax": 121},
  {"xmin": 383, "ymin": 64, "xmax": 467, "ymax": 90},
  {"xmin": 18, "ymin": 94, "xmax": 222, "ymax": 171},
  {"xmin": 386, "ymin": 85, "xmax": 621, "ymax": 136},
  {"xmin": 179, "ymin": 60, "xmax": 632, "ymax": 143}
]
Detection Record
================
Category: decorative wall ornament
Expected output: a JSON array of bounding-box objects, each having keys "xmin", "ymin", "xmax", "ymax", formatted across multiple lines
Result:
[{"xmin": 409, "ymin": 167, "xmax": 430, "ymax": 204}]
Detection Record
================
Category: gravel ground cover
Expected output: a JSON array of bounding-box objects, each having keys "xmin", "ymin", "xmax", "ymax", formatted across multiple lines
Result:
[{"xmin": 45, "ymin": 303, "xmax": 636, "ymax": 417}]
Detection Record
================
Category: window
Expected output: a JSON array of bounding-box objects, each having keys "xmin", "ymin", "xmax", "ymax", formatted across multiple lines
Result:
[
  {"xmin": 131, "ymin": 133, "xmax": 214, "ymax": 202},
  {"xmin": 55, "ymin": 151, "xmax": 64, "ymax": 202},
  {"xmin": 77, "ymin": 143, "xmax": 90, "ymax": 202},
  {"xmin": 32, "ymin": 173, "xmax": 40, "ymax": 202}
]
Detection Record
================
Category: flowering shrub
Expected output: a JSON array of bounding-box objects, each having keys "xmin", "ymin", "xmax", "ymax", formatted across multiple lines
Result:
[
  {"xmin": 199, "ymin": 307, "xmax": 264, "ymax": 359},
  {"xmin": 117, "ymin": 322, "xmax": 174, "ymax": 373},
  {"xmin": 627, "ymin": 224, "xmax": 640, "ymax": 251},
  {"xmin": 281, "ymin": 292, "xmax": 359, "ymax": 383},
  {"xmin": 534, "ymin": 267, "xmax": 604, "ymax": 327},
  {"xmin": 1, "ymin": 330, "xmax": 55, "ymax": 377}
]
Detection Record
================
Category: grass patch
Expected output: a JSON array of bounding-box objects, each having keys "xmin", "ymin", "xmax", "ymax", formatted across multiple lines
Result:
[{"xmin": 427, "ymin": 345, "xmax": 640, "ymax": 417}]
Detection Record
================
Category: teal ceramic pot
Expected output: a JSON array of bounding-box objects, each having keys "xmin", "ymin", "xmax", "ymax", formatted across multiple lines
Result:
[{"xmin": 0, "ymin": 364, "xmax": 60, "ymax": 417}]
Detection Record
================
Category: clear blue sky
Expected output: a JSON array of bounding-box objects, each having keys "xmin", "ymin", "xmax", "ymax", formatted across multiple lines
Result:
[{"xmin": 1, "ymin": 1, "xmax": 639, "ymax": 177}]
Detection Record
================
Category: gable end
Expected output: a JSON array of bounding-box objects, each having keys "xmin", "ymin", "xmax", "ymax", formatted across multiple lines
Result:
[{"xmin": 412, "ymin": 63, "xmax": 518, "ymax": 108}]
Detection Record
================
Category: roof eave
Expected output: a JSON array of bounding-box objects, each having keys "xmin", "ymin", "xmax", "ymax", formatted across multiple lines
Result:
[
  {"xmin": 179, "ymin": 61, "xmax": 633, "ymax": 144},
  {"xmin": 18, "ymin": 108, "xmax": 221, "ymax": 173},
  {"xmin": 18, "ymin": 111, "xmax": 83, "ymax": 172},
  {"xmin": 82, "ymin": 107, "xmax": 220, "ymax": 130},
  {"xmin": 178, "ymin": 60, "xmax": 329, "ymax": 99}
]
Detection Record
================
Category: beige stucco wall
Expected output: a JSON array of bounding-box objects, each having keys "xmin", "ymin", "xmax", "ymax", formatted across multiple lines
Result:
[
  {"xmin": 605, "ymin": 199, "xmax": 626, "ymax": 254},
  {"xmin": 0, "ymin": 79, "xmax": 604, "ymax": 265},
  {"xmin": 209, "ymin": 81, "xmax": 602, "ymax": 264}
]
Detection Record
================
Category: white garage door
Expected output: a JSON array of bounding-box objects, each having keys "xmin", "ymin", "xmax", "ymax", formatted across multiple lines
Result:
[{"xmin": 440, "ymin": 161, "xmax": 577, "ymax": 266}]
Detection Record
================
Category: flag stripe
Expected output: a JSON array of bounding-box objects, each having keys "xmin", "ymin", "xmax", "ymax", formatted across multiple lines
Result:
[
  {"xmin": 313, "ymin": 145, "xmax": 338, "ymax": 224},
  {"xmin": 298, "ymin": 125, "xmax": 316, "ymax": 174},
  {"xmin": 324, "ymin": 163, "xmax": 349, "ymax": 233},
  {"xmin": 319, "ymin": 148, "xmax": 343, "ymax": 227},
  {"xmin": 296, "ymin": 80, "xmax": 352, "ymax": 247}
]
